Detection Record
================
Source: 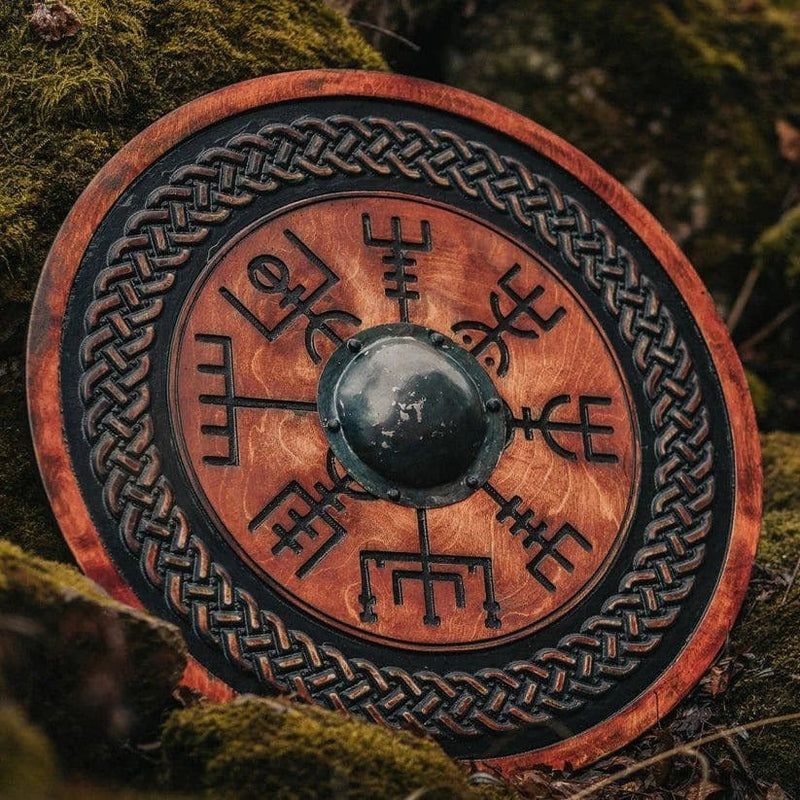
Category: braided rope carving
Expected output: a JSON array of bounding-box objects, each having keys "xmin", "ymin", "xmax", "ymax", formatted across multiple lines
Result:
[{"xmin": 79, "ymin": 115, "xmax": 714, "ymax": 736}]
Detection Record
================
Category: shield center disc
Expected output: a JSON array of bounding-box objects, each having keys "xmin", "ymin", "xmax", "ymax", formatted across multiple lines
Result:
[
  {"xmin": 318, "ymin": 323, "xmax": 506, "ymax": 507},
  {"xmin": 167, "ymin": 192, "xmax": 639, "ymax": 651}
]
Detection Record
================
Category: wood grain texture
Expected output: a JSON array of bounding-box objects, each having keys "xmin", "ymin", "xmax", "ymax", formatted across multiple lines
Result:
[{"xmin": 171, "ymin": 193, "xmax": 637, "ymax": 649}]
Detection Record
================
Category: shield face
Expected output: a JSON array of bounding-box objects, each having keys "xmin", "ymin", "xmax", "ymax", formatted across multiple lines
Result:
[{"xmin": 27, "ymin": 72, "xmax": 761, "ymax": 774}]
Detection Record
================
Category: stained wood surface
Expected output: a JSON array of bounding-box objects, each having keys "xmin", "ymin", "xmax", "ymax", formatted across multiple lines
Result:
[{"xmin": 172, "ymin": 193, "xmax": 637, "ymax": 649}]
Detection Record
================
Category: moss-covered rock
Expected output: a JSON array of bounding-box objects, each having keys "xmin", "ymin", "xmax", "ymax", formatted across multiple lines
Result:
[
  {"xmin": 720, "ymin": 432, "xmax": 800, "ymax": 794},
  {"xmin": 0, "ymin": 0, "xmax": 385, "ymax": 561},
  {"xmin": 0, "ymin": 539, "xmax": 187, "ymax": 779},
  {"xmin": 0, "ymin": 702, "xmax": 59, "ymax": 799},
  {"xmin": 161, "ymin": 696, "xmax": 509, "ymax": 800},
  {"xmin": 0, "ymin": 0, "xmax": 384, "ymax": 289}
]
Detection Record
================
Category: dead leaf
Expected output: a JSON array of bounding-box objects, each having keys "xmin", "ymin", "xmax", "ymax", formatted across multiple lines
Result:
[
  {"xmin": 685, "ymin": 780, "xmax": 725, "ymax": 799},
  {"xmin": 701, "ymin": 660, "xmax": 733, "ymax": 697},
  {"xmin": 28, "ymin": 1, "xmax": 81, "ymax": 43},
  {"xmin": 766, "ymin": 783, "xmax": 790, "ymax": 800},
  {"xmin": 515, "ymin": 769, "xmax": 582, "ymax": 799},
  {"xmin": 776, "ymin": 119, "xmax": 800, "ymax": 164}
]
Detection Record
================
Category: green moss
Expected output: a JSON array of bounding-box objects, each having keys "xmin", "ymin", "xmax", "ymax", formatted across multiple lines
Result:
[
  {"xmin": 0, "ymin": 703, "xmax": 59, "ymax": 799},
  {"xmin": 721, "ymin": 431, "xmax": 800, "ymax": 793},
  {"xmin": 760, "ymin": 431, "xmax": 800, "ymax": 513},
  {"xmin": 754, "ymin": 204, "xmax": 800, "ymax": 287},
  {"xmin": 758, "ymin": 510, "xmax": 800, "ymax": 568},
  {"xmin": 745, "ymin": 368, "xmax": 774, "ymax": 425},
  {"xmin": 0, "ymin": 537, "xmax": 114, "ymax": 603},
  {"xmin": 726, "ymin": 596, "xmax": 800, "ymax": 794},
  {"xmin": 161, "ymin": 697, "xmax": 509, "ymax": 800}
]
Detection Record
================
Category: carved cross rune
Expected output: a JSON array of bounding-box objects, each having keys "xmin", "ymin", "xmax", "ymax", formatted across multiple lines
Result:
[{"xmin": 249, "ymin": 451, "xmax": 373, "ymax": 579}]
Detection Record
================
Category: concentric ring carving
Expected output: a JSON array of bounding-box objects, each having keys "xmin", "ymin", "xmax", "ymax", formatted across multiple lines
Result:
[{"xmin": 78, "ymin": 115, "xmax": 714, "ymax": 736}]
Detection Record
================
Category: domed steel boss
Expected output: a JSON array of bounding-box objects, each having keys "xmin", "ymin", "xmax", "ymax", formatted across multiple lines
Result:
[{"xmin": 27, "ymin": 71, "xmax": 761, "ymax": 776}]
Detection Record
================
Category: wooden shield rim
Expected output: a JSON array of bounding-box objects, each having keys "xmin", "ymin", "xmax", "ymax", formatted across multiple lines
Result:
[{"xmin": 26, "ymin": 69, "xmax": 761, "ymax": 775}]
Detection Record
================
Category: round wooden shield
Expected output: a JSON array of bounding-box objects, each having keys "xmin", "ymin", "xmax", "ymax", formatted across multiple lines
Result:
[{"xmin": 27, "ymin": 71, "xmax": 761, "ymax": 775}]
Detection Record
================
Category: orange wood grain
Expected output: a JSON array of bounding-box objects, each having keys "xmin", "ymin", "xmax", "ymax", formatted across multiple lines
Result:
[{"xmin": 171, "ymin": 194, "xmax": 637, "ymax": 649}]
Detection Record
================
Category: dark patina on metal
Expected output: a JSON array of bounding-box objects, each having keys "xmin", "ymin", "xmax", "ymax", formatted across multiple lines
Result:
[{"xmin": 317, "ymin": 323, "xmax": 506, "ymax": 507}]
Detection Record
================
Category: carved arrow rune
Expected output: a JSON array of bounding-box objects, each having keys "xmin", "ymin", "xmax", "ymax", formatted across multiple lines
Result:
[
  {"xmin": 483, "ymin": 483, "xmax": 592, "ymax": 592},
  {"xmin": 362, "ymin": 213, "xmax": 432, "ymax": 323}
]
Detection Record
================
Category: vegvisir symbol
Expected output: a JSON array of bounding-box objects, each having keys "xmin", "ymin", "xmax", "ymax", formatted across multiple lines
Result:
[{"xmin": 73, "ymin": 107, "xmax": 717, "ymax": 738}]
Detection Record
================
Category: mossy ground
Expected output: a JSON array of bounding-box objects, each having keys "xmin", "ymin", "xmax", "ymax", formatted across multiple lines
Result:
[
  {"xmin": 719, "ymin": 432, "xmax": 800, "ymax": 794},
  {"xmin": 0, "ymin": 539, "xmax": 187, "ymax": 781},
  {"xmin": 0, "ymin": 698, "xmax": 192, "ymax": 800}
]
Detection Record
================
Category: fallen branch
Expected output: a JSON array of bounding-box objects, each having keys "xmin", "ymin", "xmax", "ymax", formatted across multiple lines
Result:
[
  {"xmin": 739, "ymin": 302, "xmax": 800, "ymax": 357},
  {"xmin": 565, "ymin": 712, "xmax": 800, "ymax": 800}
]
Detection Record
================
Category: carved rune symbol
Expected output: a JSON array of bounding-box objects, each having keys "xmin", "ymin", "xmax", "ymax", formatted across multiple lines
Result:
[
  {"xmin": 249, "ymin": 450, "xmax": 374, "ymax": 579},
  {"xmin": 194, "ymin": 333, "xmax": 317, "ymax": 466},
  {"xmin": 452, "ymin": 264, "xmax": 566, "ymax": 376},
  {"xmin": 358, "ymin": 508, "xmax": 501, "ymax": 629},
  {"xmin": 483, "ymin": 484, "xmax": 592, "ymax": 592},
  {"xmin": 509, "ymin": 395, "xmax": 619, "ymax": 463},
  {"xmin": 362, "ymin": 213, "xmax": 432, "ymax": 322},
  {"xmin": 220, "ymin": 228, "xmax": 360, "ymax": 363}
]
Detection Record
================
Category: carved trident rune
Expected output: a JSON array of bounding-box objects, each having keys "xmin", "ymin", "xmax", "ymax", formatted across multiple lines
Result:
[
  {"xmin": 509, "ymin": 394, "xmax": 619, "ymax": 464},
  {"xmin": 220, "ymin": 228, "xmax": 360, "ymax": 363},
  {"xmin": 452, "ymin": 263, "xmax": 566, "ymax": 376},
  {"xmin": 362, "ymin": 213, "xmax": 432, "ymax": 322},
  {"xmin": 358, "ymin": 509, "xmax": 501, "ymax": 629},
  {"xmin": 194, "ymin": 333, "xmax": 317, "ymax": 467}
]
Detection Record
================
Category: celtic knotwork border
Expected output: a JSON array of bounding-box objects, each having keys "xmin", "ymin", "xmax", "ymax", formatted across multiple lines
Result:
[{"xmin": 78, "ymin": 115, "xmax": 715, "ymax": 737}]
